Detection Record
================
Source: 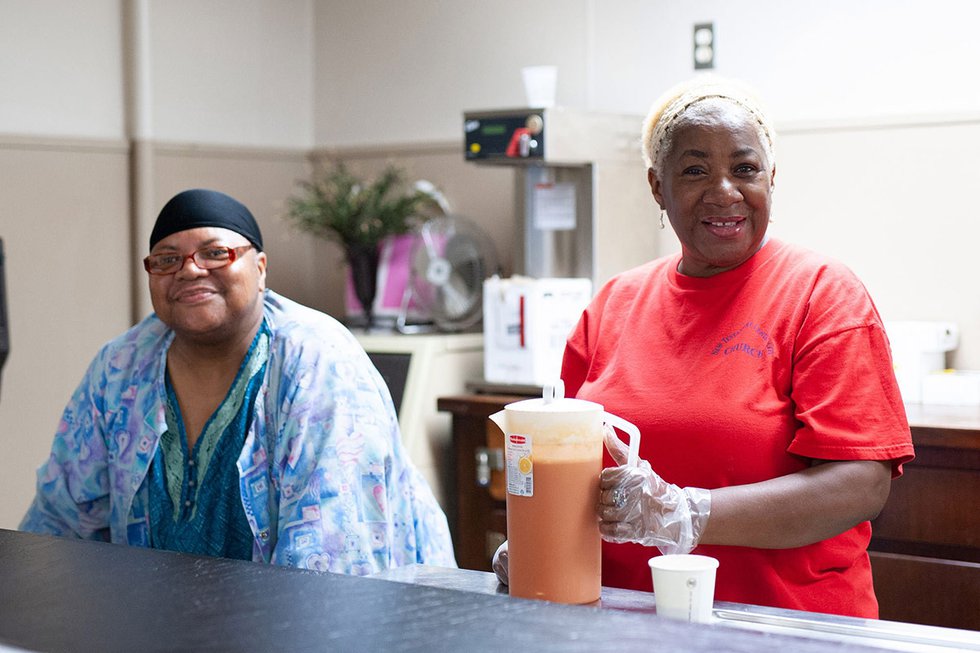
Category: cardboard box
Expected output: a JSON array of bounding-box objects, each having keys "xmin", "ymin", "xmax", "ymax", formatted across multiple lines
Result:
[
  {"xmin": 884, "ymin": 321, "xmax": 959, "ymax": 403},
  {"xmin": 921, "ymin": 370, "xmax": 980, "ymax": 407},
  {"xmin": 482, "ymin": 276, "xmax": 592, "ymax": 386}
]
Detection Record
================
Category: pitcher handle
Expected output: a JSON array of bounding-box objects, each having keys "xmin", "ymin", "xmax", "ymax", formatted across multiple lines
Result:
[
  {"xmin": 602, "ymin": 413, "xmax": 640, "ymax": 468},
  {"xmin": 542, "ymin": 380, "xmax": 565, "ymax": 403}
]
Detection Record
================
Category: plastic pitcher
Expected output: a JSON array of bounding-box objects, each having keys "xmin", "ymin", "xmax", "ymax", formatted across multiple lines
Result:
[{"xmin": 489, "ymin": 381, "xmax": 640, "ymax": 604}]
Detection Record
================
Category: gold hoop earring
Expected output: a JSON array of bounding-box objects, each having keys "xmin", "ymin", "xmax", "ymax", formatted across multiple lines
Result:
[{"xmin": 659, "ymin": 210, "xmax": 666, "ymax": 230}]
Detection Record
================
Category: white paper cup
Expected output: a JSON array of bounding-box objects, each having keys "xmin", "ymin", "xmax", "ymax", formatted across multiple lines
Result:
[
  {"xmin": 648, "ymin": 554, "xmax": 719, "ymax": 623},
  {"xmin": 522, "ymin": 65, "xmax": 557, "ymax": 108}
]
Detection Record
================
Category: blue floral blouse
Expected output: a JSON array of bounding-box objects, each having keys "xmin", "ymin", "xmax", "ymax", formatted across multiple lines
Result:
[{"xmin": 20, "ymin": 290, "xmax": 456, "ymax": 573}]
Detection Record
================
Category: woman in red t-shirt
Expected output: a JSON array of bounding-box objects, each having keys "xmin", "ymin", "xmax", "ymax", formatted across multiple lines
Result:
[{"xmin": 498, "ymin": 77, "xmax": 914, "ymax": 618}]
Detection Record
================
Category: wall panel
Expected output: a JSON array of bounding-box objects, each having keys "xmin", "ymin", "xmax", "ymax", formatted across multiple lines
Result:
[{"xmin": 0, "ymin": 137, "xmax": 130, "ymax": 528}]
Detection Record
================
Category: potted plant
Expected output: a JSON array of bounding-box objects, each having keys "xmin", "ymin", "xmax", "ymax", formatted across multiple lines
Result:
[{"xmin": 285, "ymin": 162, "xmax": 434, "ymax": 328}]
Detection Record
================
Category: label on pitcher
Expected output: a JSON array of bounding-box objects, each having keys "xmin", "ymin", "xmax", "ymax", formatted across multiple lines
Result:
[{"xmin": 506, "ymin": 433, "xmax": 533, "ymax": 496}]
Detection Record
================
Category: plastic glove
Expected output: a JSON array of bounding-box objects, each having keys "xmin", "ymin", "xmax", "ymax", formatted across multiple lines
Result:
[
  {"xmin": 491, "ymin": 540, "xmax": 509, "ymax": 586},
  {"xmin": 597, "ymin": 425, "xmax": 711, "ymax": 555}
]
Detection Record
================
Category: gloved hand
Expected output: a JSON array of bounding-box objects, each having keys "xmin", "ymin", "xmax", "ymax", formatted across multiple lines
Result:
[
  {"xmin": 491, "ymin": 540, "xmax": 509, "ymax": 586},
  {"xmin": 597, "ymin": 426, "xmax": 711, "ymax": 555}
]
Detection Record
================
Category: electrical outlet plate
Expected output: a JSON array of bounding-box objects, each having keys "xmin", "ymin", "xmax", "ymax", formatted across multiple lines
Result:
[{"xmin": 693, "ymin": 22, "xmax": 714, "ymax": 69}]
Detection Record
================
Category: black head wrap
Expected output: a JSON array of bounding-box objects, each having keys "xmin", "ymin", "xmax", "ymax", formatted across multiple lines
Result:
[{"xmin": 149, "ymin": 189, "xmax": 264, "ymax": 251}]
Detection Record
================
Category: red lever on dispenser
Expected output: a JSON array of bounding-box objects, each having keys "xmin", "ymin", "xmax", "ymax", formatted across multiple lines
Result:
[{"xmin": 505, "ymin": 127, "xmax": 531, "ymax": 158}]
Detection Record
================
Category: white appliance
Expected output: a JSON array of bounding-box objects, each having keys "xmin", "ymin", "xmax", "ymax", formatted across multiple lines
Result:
[
  {"xmin": 482, "ymin": 276, "xmax": 592, "ymax": 387},
  {"xmin": 354, "ymin": 331, "xmax": 483, "ymax": 508},
  {"xmin": 463, "ymin": 107, "xmax": 654, "ymax": 290},
  {"xmin": 884, "ymin": 321, "xmax": 959, "ymax": 404},
  {"xmin": 922, "ymin": 370, "xmax": 980, "ymax": 406}
]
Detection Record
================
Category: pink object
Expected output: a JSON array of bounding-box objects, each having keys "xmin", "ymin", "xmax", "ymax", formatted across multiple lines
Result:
[{"xmin": 345, "ymin": 234, "xmax": 417, "ymax": 318}]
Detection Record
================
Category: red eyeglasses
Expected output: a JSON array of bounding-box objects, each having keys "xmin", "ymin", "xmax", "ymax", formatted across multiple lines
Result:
[{"xmin": 143, "ymin": 245, "xmax": 253, "ymax": 275}]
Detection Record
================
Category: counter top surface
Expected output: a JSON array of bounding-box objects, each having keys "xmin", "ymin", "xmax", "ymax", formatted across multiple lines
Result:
[
  {"xmin": 904, "ymin": 402, "xmax": 980, "ymax": 426},
  {"xmin": 2, "ymin": 529, "xmax": 978, "ymax": 653},
  {"xmin": 374, "ymin": 565, "xmax": 979, "ymax": 653}
]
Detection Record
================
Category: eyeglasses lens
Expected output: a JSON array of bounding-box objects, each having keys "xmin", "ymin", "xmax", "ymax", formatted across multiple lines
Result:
[{"xmin": 145, "ymin": 247, "xmax": 237, "ymax": 275}]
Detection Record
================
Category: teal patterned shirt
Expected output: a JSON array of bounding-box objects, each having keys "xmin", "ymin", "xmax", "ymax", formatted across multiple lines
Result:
[
  {"xmin": 146, "ymin": 319, "xmax": 270, "ymax": 559},
  {"xmin": 20, "ymin": 290, "xmax": 456, "ymax": 573}
]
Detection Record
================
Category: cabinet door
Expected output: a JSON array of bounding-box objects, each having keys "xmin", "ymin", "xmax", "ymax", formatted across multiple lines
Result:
[
  {"xmin": 869, "ymin": 426, "xmax": 980, "ymax": 631},
  {"xmin": 446, "ymin": 396, "xmax": 517, "ymax": 571},
  {"xmin": 442, "ymin": 395, "xmax": 517, "ymax": 571},
  {"xmin": 871, "ymin": 551, "xmax": 980, "ymax": 630}
]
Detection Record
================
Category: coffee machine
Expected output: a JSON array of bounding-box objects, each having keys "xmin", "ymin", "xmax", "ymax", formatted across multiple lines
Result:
[{"xmin": 463, "ymin": 107, "xmax": 655, "ymax": 287}]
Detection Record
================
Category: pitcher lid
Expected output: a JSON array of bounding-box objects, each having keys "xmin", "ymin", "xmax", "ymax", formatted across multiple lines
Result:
[{"xmin": 504, "ymin": 381, "xmax": 603, "ymax": 413}]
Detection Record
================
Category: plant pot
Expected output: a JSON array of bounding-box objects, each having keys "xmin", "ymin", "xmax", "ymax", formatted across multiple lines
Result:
[{"xmin": 345, "ymin": 242, "xmax": 381, "ymax": 329}]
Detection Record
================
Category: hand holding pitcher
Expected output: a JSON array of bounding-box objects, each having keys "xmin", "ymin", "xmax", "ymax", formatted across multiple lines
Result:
[
  {"xmin": 488, "ymin": 382, "xmax": 642, "ymax": 603},
  {"xmin": 598, "ymin": 426, "xmax": 712, "ymax": 555}
]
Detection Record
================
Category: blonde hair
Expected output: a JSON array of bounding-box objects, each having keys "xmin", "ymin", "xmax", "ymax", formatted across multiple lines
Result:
[{"xmin": 641, "ymin": 76, "xmax": 776, "ymax": 179}]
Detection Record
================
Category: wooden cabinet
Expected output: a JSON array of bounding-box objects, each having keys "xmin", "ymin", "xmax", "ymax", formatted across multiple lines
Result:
[
  {"xmin": 867, "ymin": 404, "xmax": 980, "ymax": 631},
  {"xmin": 439, "ymin": 395, "xmax": 980, "ymax": 631},
  {"xmin": 438, "ymin": 394, "xmax": 520, "ymax": 571}
]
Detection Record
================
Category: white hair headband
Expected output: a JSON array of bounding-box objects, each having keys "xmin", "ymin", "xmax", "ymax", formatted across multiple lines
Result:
[{"xmin": 642, "ymin": 79, "xmax": 776, "ymax": 176}]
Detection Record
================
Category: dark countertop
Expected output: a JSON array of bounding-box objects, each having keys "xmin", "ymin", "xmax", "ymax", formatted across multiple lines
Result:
[
  {"xmin": 374, "ymin": 565, "xmax": 979, "ymax": 652},
  {"xmin": 902, "ymin": 403, "xmax": 980, "ymax": 454},
  {"xmin": 2, "ymin": 529, "xmax": 977, "ymax": 653}
]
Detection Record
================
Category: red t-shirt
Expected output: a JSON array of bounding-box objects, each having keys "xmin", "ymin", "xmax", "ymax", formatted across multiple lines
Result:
[{"xmin": 561, "ymin": 239, "xmax": 914, "ymax": 618}]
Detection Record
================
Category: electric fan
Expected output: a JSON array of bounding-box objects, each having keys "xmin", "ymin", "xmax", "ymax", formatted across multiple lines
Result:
[{"xmin": 396, "ymin": 215, "xmax": 499, "ymax": 333}]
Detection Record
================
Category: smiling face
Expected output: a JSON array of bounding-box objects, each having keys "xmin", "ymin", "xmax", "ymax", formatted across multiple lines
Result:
[
  {"xmin": 650, "ymin": 99, "xmax": 775, "ymax": 277},
  {"xmin": 148, "ymin": 227, "xmax": 267, "ymax": 345}
]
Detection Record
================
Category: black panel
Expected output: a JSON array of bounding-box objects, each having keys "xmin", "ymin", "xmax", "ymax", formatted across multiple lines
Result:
[
  {"xmin": 0, "ymin": 528, "xmax": 858, "ymax": 653},
  {"xmin": 0, "ymin": 238, "xmax": 8, "ymax": 398},
  {"xmin": 366, "ymin": 351, "xmax": 412, "ymax": 417},
  {"xmin": 464, "ymin": 111, "xmax": 544, "ymax": 161}
]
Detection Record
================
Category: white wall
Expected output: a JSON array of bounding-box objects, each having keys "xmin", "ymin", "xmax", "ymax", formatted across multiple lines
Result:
[
  {"xmin": 151, "ymin": 0, "xmax": 314, "ymax": 147},
  {"xmin": 0, "ymin": 0, "xmax": 314, "ymax": 146},
  {"xmin": 0, "ymin": 0, "xmax": 125, "ymax": 138},
  {"xmin": 772, "ymin": 121, "xmax": 980, "ymax": 368},
  {"xmin": 315, "ymin": 0, "xmax": 980, "ymax": 142},
  {"xmin": 590, "ymin": 1, "xmax": 980, "ymax": 121},
  {"xmin": 314, "ymin": 0, "xmax": 591, "ymax": 146}
]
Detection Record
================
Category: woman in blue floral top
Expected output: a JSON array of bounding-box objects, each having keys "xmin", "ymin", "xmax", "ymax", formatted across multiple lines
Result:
[{"xmin": 21, "ymin": 189, "xmax": 456, "ymax": 573}]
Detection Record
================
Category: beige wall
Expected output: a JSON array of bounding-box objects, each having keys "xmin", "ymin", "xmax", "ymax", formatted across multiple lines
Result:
[
  {"xmin": 0, "ymin": 137, "xmax": 131, "ymax": 527},
  {"xmin": 0, "ymin": 137, "xmax": 320, "ymax": 528}
]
